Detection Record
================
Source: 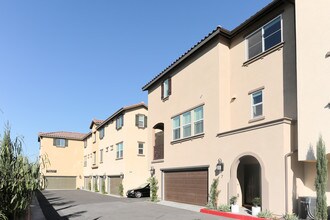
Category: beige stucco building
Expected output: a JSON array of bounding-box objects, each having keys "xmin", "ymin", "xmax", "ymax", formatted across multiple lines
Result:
[
  {"xmin": 38, "ymin": 131, "xmax": 86, "ymax": 189},
  {"xmin": 83, "ymin": 103, "xmax": 149, "ymax": 196},
  {"xmin": 142, "ymin": 0, "xmax": 330, "ymax": 216}
]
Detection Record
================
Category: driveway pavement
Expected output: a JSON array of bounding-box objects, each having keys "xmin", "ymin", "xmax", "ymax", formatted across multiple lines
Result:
[{"xmin": 36, "ymin": 190, "xmax": 230, "ymax": 220}]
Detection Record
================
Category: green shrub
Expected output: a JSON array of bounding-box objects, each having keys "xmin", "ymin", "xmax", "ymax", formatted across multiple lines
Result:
[
  {"xmin": 283, "ymin": 213, "xmax": 299, "ymax": 220},
  {"xmin": 148, "ymin": 176, "xmax": 159, "ymax": 202},
  {"xmin": 118, "ymin": 183, "xmax": 124, "ymax": 196},
  {"xmin": 252, "ymin": 197, "xmax": 261, "ymax": 207},
  {"xmin": 206, "ymin": 178, "xmax": 220, "ymax": 210},
  {"xmin": 315, "ymin": 136, "xmax": 328, "ymax": 220},
  {"xmin": 257, "ymin": 210, "xmax": 273, "ymax": 218},
  {"xmin": 0, "ymin": 126, "xmax": 40, "ymax": 219},
  {"xmin": 217, "ymin": 204, "xmax": 231, "ymax": 212},
  {"xmin": 230, "ymin": 196, "xmax": 238, "ymax": 205}
]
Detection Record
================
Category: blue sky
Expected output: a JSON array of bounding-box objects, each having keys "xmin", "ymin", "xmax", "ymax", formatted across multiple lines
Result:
[{"xmin": 0, "ymin": 0, "xmax": 272, "ymax": 161}]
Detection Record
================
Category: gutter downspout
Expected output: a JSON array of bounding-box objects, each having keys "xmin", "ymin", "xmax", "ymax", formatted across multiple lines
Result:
[{"xmin": 285, "ymin": 149, "xmax": 298, "ymax": 213}]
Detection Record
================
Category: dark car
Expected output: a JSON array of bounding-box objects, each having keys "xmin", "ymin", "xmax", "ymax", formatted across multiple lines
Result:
[{"xmin": 126, "ymin": 183, "xmax": 150, "ymax": 198}]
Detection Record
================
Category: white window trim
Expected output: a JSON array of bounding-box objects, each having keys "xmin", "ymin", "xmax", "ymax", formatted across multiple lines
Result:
[
  {"xmin": 245, "ymin": 15, "xmax": 282, "ymax": 60},
  {"xmin": 138, "ymin": 142, "xmax": 144, "ymax": 155},
  {"xmin": 172, "ymin": 105, "xmax": 204, "ymax": 141},
  {"xmin": 251, "ymin": 90, "xmax": 263, "ymax": 119},
  {"xmin": 116, "ymin": 142, "xmax": 123, "ymax": 159}
]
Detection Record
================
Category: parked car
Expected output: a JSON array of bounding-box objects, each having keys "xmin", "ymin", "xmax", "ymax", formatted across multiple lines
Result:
[{"xmin": 126, "ymin": 183, "xmax": 150, "ymax": 198}]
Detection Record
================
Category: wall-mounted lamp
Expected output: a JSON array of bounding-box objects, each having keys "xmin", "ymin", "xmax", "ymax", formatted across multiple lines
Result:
[
  {"xmin": 120, "ymin": 172, "xmax": 124, "ymax": 179},
  {"xmin": 325, "ymin": 52, "xmax": 330, "ymax": 58},
  {"xmin": 216, "ymin": 158, "xmax": 224, "ymax": 172},
  {"xmin": 150, "ymin": 166, "xmax": 155, "ymax": 177}
]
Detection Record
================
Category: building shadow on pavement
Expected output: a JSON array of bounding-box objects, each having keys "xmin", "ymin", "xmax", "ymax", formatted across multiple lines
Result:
[{"xmin": 35, "ymin": 190, "xmax": 87, "ymax": 220}]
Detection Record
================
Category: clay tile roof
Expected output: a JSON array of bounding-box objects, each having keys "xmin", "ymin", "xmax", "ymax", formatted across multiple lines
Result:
[
  {"xmin": 38, "ymin": 131, "xmax": 87, "ymax": 141},
  {"xmin": 97, "ymin": 102, "xmax": 148, "ymax": 129},
  {"xmin": 89, "ymin": 118, "xmax": 104, "ymax": 129}
]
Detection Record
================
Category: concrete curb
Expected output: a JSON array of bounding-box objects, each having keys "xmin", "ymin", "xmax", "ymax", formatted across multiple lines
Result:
[{"xmin": 30, "ymin": 194, "xmax": 46, "ymax": 220}]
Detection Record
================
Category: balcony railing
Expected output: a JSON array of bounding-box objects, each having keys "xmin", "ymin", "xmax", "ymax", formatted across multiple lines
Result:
[{"xmin": 153, "ymin": 144, "xmax": 164, "ymax": 160}]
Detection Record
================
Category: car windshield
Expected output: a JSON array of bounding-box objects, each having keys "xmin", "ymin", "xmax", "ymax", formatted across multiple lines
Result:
[{"xmin": 138, "ymin": 183, "xmax": 148, "ymax": 188}]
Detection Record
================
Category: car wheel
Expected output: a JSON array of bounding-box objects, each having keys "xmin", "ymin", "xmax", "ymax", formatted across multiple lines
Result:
[{"xmin": 135, "ymin": 191, "xmax": 142, "ymax": 198}]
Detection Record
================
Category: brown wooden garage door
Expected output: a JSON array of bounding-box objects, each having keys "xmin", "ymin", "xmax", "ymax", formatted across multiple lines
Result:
[
  {"xmin": 110, "ymin": 176, "xmax": 122, "ymax": 195},
  {"xmin": 45, "ymin": 176, "xmax": 76, "ymax": 189},
  {"xmin": 164, "ymin": 169, "xmax": 208, "ymax": 206}
]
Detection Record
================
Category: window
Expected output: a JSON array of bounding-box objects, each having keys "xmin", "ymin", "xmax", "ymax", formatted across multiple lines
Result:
[
  {"xmin": 93, "ymin": 151, "xmax": 96, "ymax": 165},
  {"xmin": 194, "ymin": 106, "xmax": 204, "ymax": 135},
  {"xmin": 84, "ymin": 156, "xmax": 87, "ymax": 167},
  {"xmin": 161, "ymin": 78, "xmax": 171, "ymax": 99},
  {"xmin": 172, "ymin": 116, "xmax": 181, "ymax": 140},
  {"xmin": 99, "ymin": 127, "xmax": 105, "ymax": 139},
  {"xmin": 84, "ymin": 140, "xmax": 87, "ymax": 148},
  {"xmin": 251, "ymin": 90, "xmax": 263, "ymax": 118},
  {"xmin": 138, "ymin": 142, "xmax": 144, "ymax": 155},
  {"xmin": 172, "ymin": 106, "xmax": 204, "ymax": 141},
  {"xmin": 116, "ymin": 142, "xmax": 123, "ymax": 159},
  {"xmin": 100, "ymin": 149, "xmax": 103, "ymax": 163},
  {"xmin": 182, "ymin": 112, "xmax": 191, "ymax": 138},
  {"xmin": 53, "ymin": 138, "xmax": 67, "ymax": 147},
  {"xmin": 246, "ymin": 16, "xmax": 282, "ymax": 59},
  {"xmin": 93, "ymin": 132, "xmax": 96, "ymax": 143},
  {"xmin": 116, "ymin": 115, "xmax": 124, "ymax": 129},
  {"xmin": 135, "ymin": 114, "xmax": 147, "ymax": 128}
]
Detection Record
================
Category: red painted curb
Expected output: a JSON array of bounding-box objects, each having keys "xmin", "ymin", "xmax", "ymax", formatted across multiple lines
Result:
[{"xmin": 200, "ymin": 208, "xmax": 266, "ymax": 220}]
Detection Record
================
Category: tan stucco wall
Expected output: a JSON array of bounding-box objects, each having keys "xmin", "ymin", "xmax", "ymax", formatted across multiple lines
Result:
[
  {"xmin": 39, "ymin": 137, "xmax": 84, "ymax": 188},
  {"xmin": 83, "ymin": 106, "xmax": 149, "ymax": 193},
  {"xmin": 147, "ymin": 2, "xmax": 297, "ymax": 215},
  {"xmin": 295, "ymin": 0, "xmax": 330, "ymax": 160}
]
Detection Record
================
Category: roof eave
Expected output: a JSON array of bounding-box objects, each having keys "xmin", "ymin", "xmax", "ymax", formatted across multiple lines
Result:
[{"xmin": 142, "ymin": 27, "xmax": 230, "ymax": 91}]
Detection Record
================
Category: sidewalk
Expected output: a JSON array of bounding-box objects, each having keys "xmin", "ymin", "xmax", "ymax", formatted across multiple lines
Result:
[{"xmin": 30, "ymin": 191, "xmax": 46, "ymax": 220}]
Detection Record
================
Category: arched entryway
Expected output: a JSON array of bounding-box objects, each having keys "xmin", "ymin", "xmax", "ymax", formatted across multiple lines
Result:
[
  {"xmin": 229, "ymin": 153, "xmax": 268, "ymax": 210},
  {"xmin": 237, "ymin": 156, "xmax": 261, "ymax": 208}
]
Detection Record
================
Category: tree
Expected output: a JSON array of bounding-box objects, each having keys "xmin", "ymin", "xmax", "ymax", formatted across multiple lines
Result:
[
  {"xmin": 0, "ymin": 126, "xmax": 40, "ymax": 219},
  {"xmin": 148, "ymin": 176, "xmax": 159, "ymax": 202},
  {"xmin": 207, "ymin": 177, "xmax": 220, "ymax": 209},
  {"xmin": 315, "ymin": 136, "xmax": 328, "ymax": 220}
]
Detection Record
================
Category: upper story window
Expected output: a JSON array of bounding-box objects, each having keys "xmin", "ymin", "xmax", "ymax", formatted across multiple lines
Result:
[
  {"xmin": 246, "ymin": 15, "xmax": 282, "ymax": 59},
  {"xmin": 172, "ymin": 105, "xmax": 204, "ymax": 141},
  {"xmin": 251, "ymin": 90, "xmax": 263, "ymax": 118},
  {"xmin": 99, "ymin": 127, "xmax": 105, "ymax": 140},
  {"xmin": 53, "ymin": 138, "xmax": 68, "ymax": 147},
  {"xmin": 138, "ymin": 142, "xmax": 144, "ymax": 155},
  {"xmin": 116, "ymin": 142, "xmax": 123, "ymax": 159},
  {"xmin": 84, "ymin": 156, "xmax": 87, "ymax": 167},
  {"xmin": 161, "ymin": 78, "xmax": 171, "ymax": 99},
  {"xmin": 93, "ymin": 132, "xmax": 96, "ymax": 143},
  {"xmin": 84, "ymin": 139, "xmax": 87, "ymax": 148},
  {"xmin": 135, "ymin": 114, "xmax": 147, "ymax": 128},
  {"xmin": 116, "ymin": 115, "xmax": 124, "ymax": 130},
  {"xmin": 100, "ymin": 149, "xmax": 103, "ymax": 163}
]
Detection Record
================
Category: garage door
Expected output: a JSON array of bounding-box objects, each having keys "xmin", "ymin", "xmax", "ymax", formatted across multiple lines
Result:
[
  {"xmin": 164, "ymin": 169, "xmax": 208, "ymax": 206},
  {"xmin": 45, "ymin": 176, "xmax": 76, "ymax": 189},
  {"xmin": 110, "ymin": 176, "xmax": 122, "ymax": 195}
]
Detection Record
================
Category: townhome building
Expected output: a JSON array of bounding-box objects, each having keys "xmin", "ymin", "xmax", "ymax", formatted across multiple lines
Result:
[
  {"xmin": 38, "ymin": 131, "xmax": 86, "ymax": 189},
  {"xmin": 142, "ymin": 0, "xmax": 330, "ymax": 215},
  {"xmin": 83, "ymin": 103, "xmax": 149, "ymax": 196}
]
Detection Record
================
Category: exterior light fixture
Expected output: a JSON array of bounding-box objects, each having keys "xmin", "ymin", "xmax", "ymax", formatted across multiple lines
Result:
[
  {"xmin": 120, "ymin": 172, "xmax": 124, "ymax": 179},
  {"xmin": 150, "ymin": 166, "xmax": 155, "ymax": 177},
  {"xmin": 216, "ymin": 159, "xmax": 224, "ymax": 172},
  {"xmin": 326, "ymin": 52, "xmax": 330, "ymax": 58}
]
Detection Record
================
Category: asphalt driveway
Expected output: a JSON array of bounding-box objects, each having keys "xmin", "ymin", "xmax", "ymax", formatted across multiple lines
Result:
[{"xmin": 36, "ymin": 190, "xmax": 230, "ymax": 220}]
